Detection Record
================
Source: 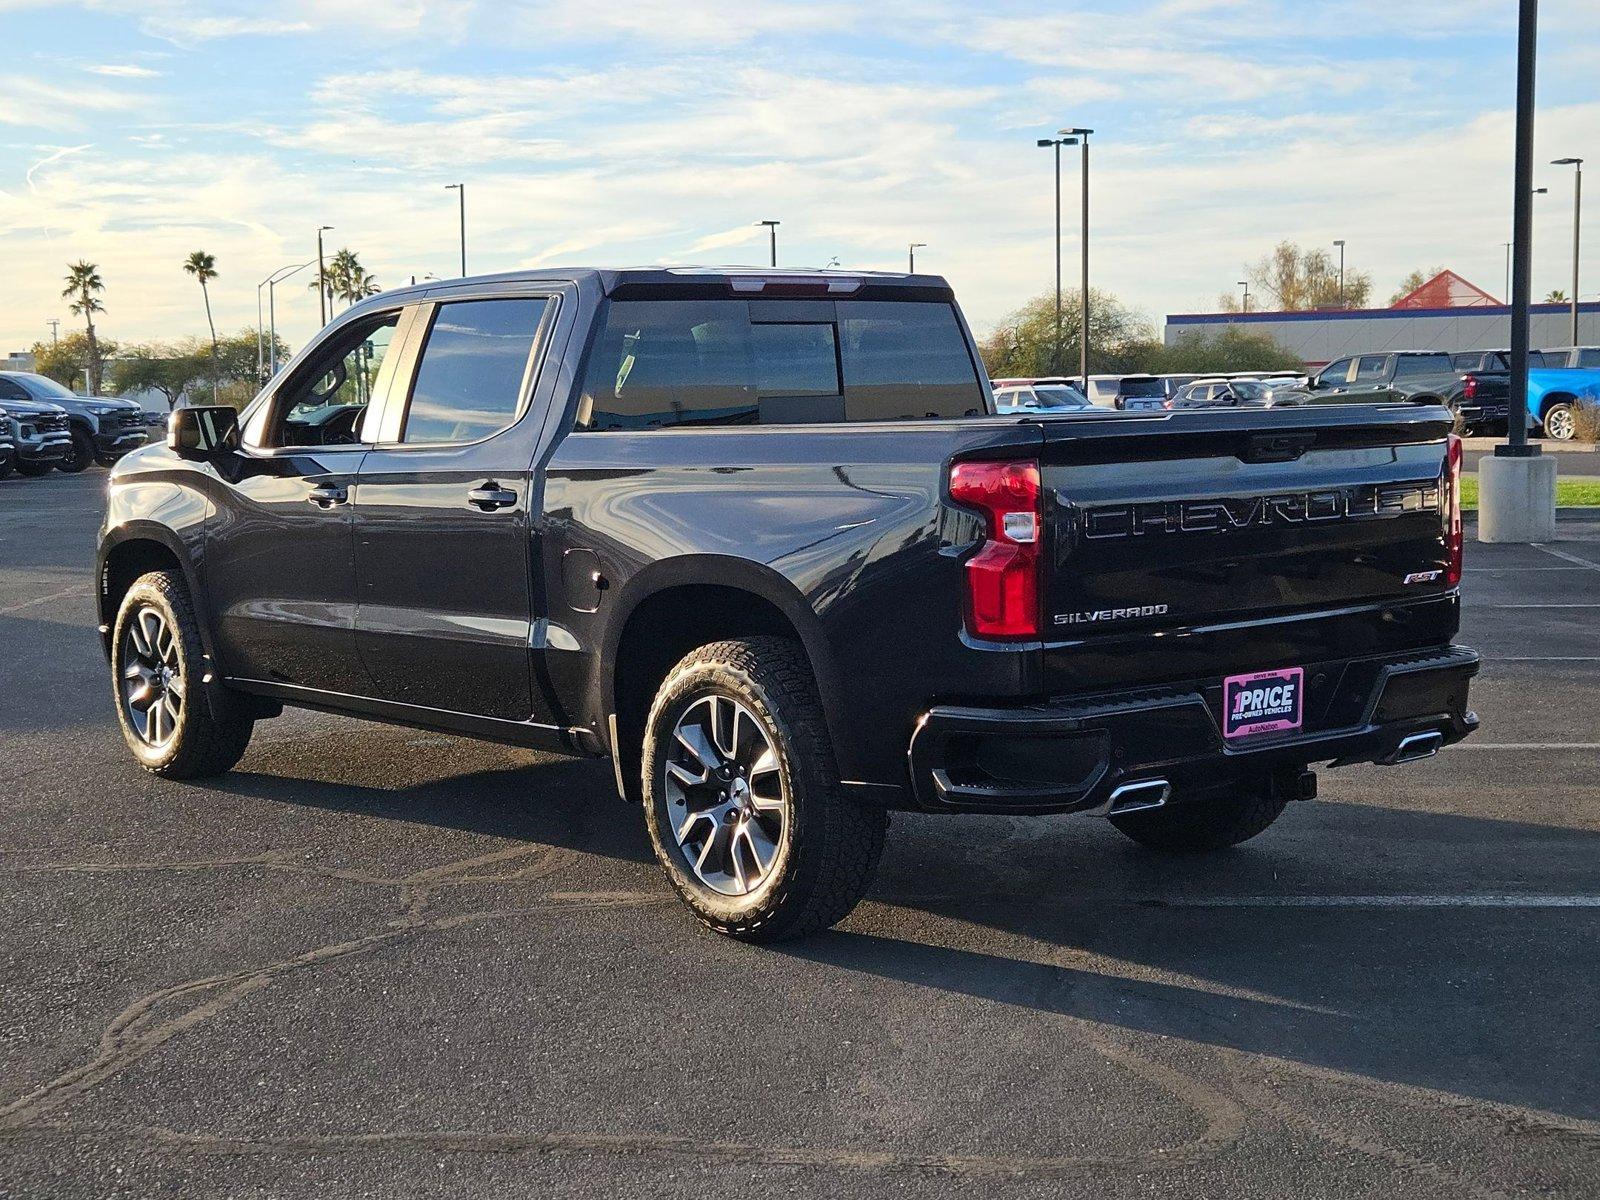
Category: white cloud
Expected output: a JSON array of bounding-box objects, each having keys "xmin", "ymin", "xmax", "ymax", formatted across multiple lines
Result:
[{"xmin": 85, "ymin": 64, "xmax": 163, "ymax": 78}]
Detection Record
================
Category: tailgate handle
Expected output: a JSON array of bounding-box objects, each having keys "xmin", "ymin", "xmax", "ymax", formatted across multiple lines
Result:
[{"xmin": 1244, "ymin": 432, "xmax": 1315, "ymax": 463}]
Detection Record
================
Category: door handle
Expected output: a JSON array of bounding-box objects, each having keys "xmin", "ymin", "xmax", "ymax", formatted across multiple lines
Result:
[
  {"xmin": 467, "ymin": 483, "xmax": 517, "ymax": 512},
  {"xmin": 307, "ymin": 483, "xmax": 348, "ymax": 508}
]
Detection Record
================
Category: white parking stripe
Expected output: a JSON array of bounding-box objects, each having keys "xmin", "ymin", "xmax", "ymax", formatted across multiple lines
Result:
[
  {"xmin": 1445, "ymin": 742, "xmax": 1600, "ymax": 749},
  {"xmin": 1465, "ymin": 566, "xmax": 1592, "ymax": 572},
  {"xmin": 1160, "ymin": 895, "xmax": 1600, "ymax": 908},
  {"xmin": 1534, "ymin": 544, "xmax": 1600, "ymax": 572},
  {"xmin": 1475, "ymin": 603, "xmax": 1600, "ymax": 608},
  {"xmin": 1488, "ymin": 656, "xmax": 1600, "ymax": 661}
]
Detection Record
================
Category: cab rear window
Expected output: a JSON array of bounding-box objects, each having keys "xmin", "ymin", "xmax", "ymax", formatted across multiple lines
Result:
[{"xmin": 578, "ymin": 299, "xmax": 986, "ymax": 429}]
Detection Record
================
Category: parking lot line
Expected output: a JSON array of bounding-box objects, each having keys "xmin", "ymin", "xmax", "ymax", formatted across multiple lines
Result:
[
  {"xmin": 1475, "ymin": 603, "xmax": 1600, "ymax": 608},
  {"xmin": 1158, "ymin": 895, "xmax": 1600, "ymax": 908},
  {"xmin": 1446, "ymin": 741, "xmax": 1600, "ymax": 749},
  {"xmin": 1534, "ymin": 544, "xmax": 1600, "ymax": 571}
]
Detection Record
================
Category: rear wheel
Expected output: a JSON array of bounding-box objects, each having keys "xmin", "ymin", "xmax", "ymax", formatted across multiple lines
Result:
[
  {"xmin": 59, "ymin": 431, "xmax": 95, "ymax": 473},
  {"xmin": 641, "ymin": 637, "xmax": 887, "ymax": 942},
  {"xmin": 112, "ymin": 570, "xmax": 255, "ymax": 778},
  {"xmin": 1110, "ymin": 786, "xmax": 1287, "ymax": 853},
  {"xmin": 1543, "ymin": 402, "xmax": 1576, "ymax": 442}
]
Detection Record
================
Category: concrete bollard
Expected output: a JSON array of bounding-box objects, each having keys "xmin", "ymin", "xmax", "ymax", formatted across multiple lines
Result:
[{"xmin": 1477, "ymin": 453, "xmax": 1557, "ymax": 543}]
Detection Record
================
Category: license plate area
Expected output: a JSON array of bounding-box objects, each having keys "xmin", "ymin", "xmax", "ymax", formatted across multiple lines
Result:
[{"xmin": 1222, "ymin": 667, "xmax": 1304, "ymax": 740}]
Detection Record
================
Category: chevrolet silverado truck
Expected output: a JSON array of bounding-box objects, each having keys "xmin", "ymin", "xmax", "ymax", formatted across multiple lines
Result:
[
  {"xmin": 97, "ymin": 268, "xmax": 1479, "ymax": 941},
  {"xmin": 1307, "ymin": 351, "xmax": 1509, "ymax": 432},
  {"xmin": 0, "ymin": 371, "xmax": 148, "ymax": 471},
  {"xmin": 1448, "ymin": 351, "xmax": 1600, "ymax": 440}
]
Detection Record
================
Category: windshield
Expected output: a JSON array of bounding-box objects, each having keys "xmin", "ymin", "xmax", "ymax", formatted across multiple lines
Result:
[
  {"xmin": 1231, "ymin": 381, "xmax": 1270, "ymax": 400},
  {"xmin": 19, "ymin": 373, "xmax": 77, "ymax": 400},
  {"xmin": 1030, "ymin": 385, "xmax": 1090, "ymax": 408}
]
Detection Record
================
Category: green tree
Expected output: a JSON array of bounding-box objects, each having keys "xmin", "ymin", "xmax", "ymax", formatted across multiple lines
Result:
[
  {"xmin": 977, "ymin": 288, "xmax": 1156, "ymax": 379},
  {"xmin": 1222, "ymin": 241, "xmax": 1372, "ymax": 312},
  {"xmin": 1545, "ymin": 289, "xmax": 1569, "ymax": 304},
  {"xmin": 1149, "ymin": 328, "xmax": 1305, "ymax": 374},
  {"xmin": 183, "ymin": 250, "xmax": 220, "ymax": 401},
  {"xmin": 109, "ymin": 343, "xmax": 209, "ymax": 410},
  {"xmin": 1389, "ymin": 266, "xmax": 1446, "ymax": 305},
  {"xmin": 62, "ymin": 261, "xmax": 107, "ymax": 394},
  {"xmin": 29, "ymin": 331, "xmax": 120, "ymax": 391}
]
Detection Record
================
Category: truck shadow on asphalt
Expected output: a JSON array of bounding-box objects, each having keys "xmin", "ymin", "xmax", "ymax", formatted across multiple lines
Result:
[{"xmin": 200, "ymin": 749, "xmax": 1600, "ymax": 1125}]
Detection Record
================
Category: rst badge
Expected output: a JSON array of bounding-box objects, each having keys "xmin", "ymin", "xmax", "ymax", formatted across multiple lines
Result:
[{"xmin": 1222, "ymin": 667, "xmax": 1304, "ymax": 740}]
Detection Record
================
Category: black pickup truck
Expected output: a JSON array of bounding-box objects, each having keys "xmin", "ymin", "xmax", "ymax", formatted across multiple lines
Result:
[
  {"xmin": 1307, "ymin": 351, "xmax": 1509, "ymax": 431},
  {"xmin": 97, "ymin": 268, "xmax": 1478, "ymax": 941}
]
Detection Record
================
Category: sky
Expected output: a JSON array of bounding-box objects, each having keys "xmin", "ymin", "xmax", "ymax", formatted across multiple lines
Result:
[{"xmin": 3, "ymin": 0, "xmax": 1599, "ymax": 359}]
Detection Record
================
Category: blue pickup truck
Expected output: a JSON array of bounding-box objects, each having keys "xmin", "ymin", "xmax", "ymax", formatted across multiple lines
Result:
[{"xmin": 1451, "ymin": 350, "xmax": 1600, "ymax": 441}]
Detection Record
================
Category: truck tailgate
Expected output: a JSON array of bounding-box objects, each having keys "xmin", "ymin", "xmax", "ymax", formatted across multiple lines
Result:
[{"xmin": 1036, "ymin": 405, "xmax": 1456, "ymax": 677}]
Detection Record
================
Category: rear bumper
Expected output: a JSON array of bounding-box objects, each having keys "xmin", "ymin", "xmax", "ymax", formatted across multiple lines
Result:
[{"xmin": 907, "ymin": 645, "xmax": 1479, "ymax": 814}]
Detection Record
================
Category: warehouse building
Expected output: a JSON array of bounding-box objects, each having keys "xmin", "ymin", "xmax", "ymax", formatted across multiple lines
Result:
[{"xmin": 1164, "ymin": 270, "xmax": 1600, "ymax": 368}]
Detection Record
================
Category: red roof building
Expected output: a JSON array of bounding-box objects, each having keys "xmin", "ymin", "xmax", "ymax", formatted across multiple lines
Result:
[{"xmin": 1389, "ymin": 270, "xmax": 1501, "ymax": 309}]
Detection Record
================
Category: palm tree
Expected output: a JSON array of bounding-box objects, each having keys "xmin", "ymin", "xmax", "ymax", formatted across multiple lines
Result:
[
  {"xmin": 1546, "ymin": 289, "xmax": 1569, "ymax": 304},
  {"xmin": 183, "ymin": 250, "xmax": 220, "ymax": 402},
  {"xmin": 62, "ymin": 261, "xmax": 105, "ymax": 395}
]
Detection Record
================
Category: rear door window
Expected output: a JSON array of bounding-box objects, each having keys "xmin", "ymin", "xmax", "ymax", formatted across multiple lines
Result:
[
  {"xmin": 1355, "ymin": 355, "xmax": 1389, "ymax": 382},
  {"xmin": 401, "ymin": 298, "xmax": 549, "ymax": 444},
  {"xmin": 836, "ymin": 301, "xmax": 985, "ymax": 421},
  {"xmin": 1576, "ymin": 349, "xmax": 1600, "ymax": 368}
]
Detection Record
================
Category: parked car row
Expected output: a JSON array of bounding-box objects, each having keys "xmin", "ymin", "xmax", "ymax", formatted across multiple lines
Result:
[{"xmin": 0, "ymin": 371, "xmax": 149, "ymax": 479}]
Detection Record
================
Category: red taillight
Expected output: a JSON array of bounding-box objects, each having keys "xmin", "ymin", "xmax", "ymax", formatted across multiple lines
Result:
[
  {"xmin": 1463, "ymin": 375, "xmax": 1479, "ymax": 400},
  {"xmin": 1444, "ymin": 433, "xmax": 1463, "ymax": 587},
  {"xmin": 948, "ymin": 459, "xmax": 1041, "ymax": 639}
]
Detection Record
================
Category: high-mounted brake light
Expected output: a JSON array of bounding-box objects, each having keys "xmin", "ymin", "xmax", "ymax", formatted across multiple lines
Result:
[
  {"xmin": 948, "ymin": 459, "xmax": 1042, "ymax": 639},
  {"xmin": 728, "ymin": 276, "xmax": 862, "ymax": 296},
  {"xmin": 1444, "ymin": 433, "xmax": 1463, "ymax": 587}
]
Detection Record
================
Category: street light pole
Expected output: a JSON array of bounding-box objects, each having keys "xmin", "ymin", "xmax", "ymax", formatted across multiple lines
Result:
[
  {"xmin": 1552, "ymin": 158, "xmax": 1582, "ymax": 343},
  {"xmin": 908, "ymin": 242, "xmax": 926, "ymax": 273},
  {"xmin": 757, "ymin": 220, "xmax": 780, "ymax": 267},
  {"xmin": 316, "ymin": 225, "xmax": 333, "ymax": 326},
  {"xmin": 1061, "ymin": 127, "xmax": 1094, "ymax": 391},
  {"xmin": 267, "ymin": 260, "xmax": 317, "ymax": 378},
  {"xmin": 47, "ymin": 319, "xmax": 59, "ymax": 345},
  {"xmin": 1036, "ymin": 135, "xmax": 1077, "ymax": 375},
  {"xmin": 446, "ymin": 183, "xmax": 466, "ymax": 276},
  {"xmin": 1238, "ymin": 281, "xmax": 1250, "ymax": 312},
  {"xmin": 1333, "ymin": 239, "xmax": 1346, "ymax": 307}
]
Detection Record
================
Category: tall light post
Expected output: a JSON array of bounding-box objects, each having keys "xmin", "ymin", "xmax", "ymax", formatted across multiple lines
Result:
[
  {"xmin": 445, "ymin": 183, "xmax": 466, "ymax": 276},
  {"xmin": 757, "ymin": 220, "xmax": 780, "ymax": 267},
  {"xmin": 1551, "ymin": 157, "xmax": 1582, "ymax": 343},
  {"xmin": 47, "ymin": 319, "xmax": 59, "ymax": 345},
  {"xmin": 267, "ymin": 260, "xmax": 317, "ymax": 378},
  {"xmin": 1238, "ymin": 281, "xmax": 1251, "ymax": 312},
  {"xmin": 908, "ymin": 242, "xmax": 926, "ymax": 273},
  {"xmin": 1504, "ymin": 241, "xmax": 1513, "ymax": 302},
  {"xmin": 1061, "ymin": 127, "xmax": 1093, "ymax": 391},
  {"xmin": 1333, "ymin": 239, "xmax": 1346, "ymax": 307},
  {"xmin": 316, "ymin": 225, "xmax": 333, "ymax": 326},
  {"xmin": 1036, "ymin": 134, "xmax": 1077, "ymax": 374}
]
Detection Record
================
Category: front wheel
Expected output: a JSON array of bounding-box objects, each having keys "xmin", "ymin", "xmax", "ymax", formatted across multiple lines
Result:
[
  {"xmin": 15, "ymin": 460, "xmax": 55, "ymax": 477},
  {"xmin": 112, "ymin": 570, "xmax": 255, "ymax": 778},
  {"xmin": 1543, "ymin": 402, "xmax": 1576, "ymax": 442},
  {"xmin": 1109, "ymin": 787, "xmax": 1287, "ymax": 853},
  {"xmin": 641, "ymin": 637, "xmax": 887, "ymax": 942},
  {"xmin": 59, "ymin": 431, "xmax": 95, "ymax": 473}
]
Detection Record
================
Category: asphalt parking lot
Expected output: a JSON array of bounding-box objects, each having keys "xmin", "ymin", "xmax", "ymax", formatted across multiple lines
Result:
[{"xmin": 2, "ymin": 472, "xmax": 1598, "ymax": 1199}]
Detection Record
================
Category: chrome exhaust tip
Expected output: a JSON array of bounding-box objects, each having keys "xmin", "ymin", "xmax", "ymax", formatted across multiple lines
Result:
[
  {"xmin": 1383, "ymin": 731, "xmax": 1444, "ymax": 765},
  {"xmin": 1104, "ymin": 778, "xmax": 1171, "ymax": 816}
]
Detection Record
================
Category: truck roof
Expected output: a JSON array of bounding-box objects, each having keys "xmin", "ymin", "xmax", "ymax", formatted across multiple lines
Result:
[{"xmin": 369, "ymin": 266, "xmax": 954, "ymax": 308}]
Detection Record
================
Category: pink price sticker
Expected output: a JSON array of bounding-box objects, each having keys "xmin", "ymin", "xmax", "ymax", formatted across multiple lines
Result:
[{"xmin": 1222, "ymin": 667, "xmax": 1304, "ymax": 739}]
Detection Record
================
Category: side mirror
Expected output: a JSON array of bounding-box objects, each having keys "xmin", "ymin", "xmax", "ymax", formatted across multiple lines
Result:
[{"xmin": 168, "ymin": 405, "xmax": 240, "ymax": 459}]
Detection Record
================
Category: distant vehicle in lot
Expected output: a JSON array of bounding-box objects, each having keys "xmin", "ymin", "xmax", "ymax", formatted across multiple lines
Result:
[
  {"xmin": 1450, "ymin": 349, "xmax": 1560, "ymax": 372},
  {"xmin": 1085, "ymin": 373, "xmax": 1167, "ymax": 410},
  {"xmin": 0, "ymin": 406, "xmax": 16, "ymax": 478},
  {"xmin": 0, "ymin": 394, "xmax": 73, "ymax": 476},
  {"xmin": 1523, "ymin": 366, "xmax": 1600, "ymax": 441},
  {"xmin": 992, "ymin": 381, "xmax": 1095, "ymax": 414},
  {"xmin": 98, "ymin": 267, "xmax": 1479, "ymax": 941},
  {"xmin": 1306, "ymin": 352, "xmax": 1509, "ymax": 431},
  {"xmin": 1169, "ymin": 377, "xmax": 1304, "ymax": 409},
  {"xmin": 0, "ymin": 371, "xmax": 147, "ymax": 472},
  {"xmin": 1542, "ymin": 346, "xmax": 1600, "ymax": 369}
]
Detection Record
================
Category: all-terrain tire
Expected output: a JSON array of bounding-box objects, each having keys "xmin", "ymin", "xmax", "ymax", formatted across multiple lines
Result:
[
  {"xmin": 1109, "ymin": 788, "xmax": 1287, "ymax": 853},
  {"xmin": 112, "ymin": 570, "xmax": 255, "ymax": 779},
  {"xmin": 59, "ymin": 430, "xmax": 95, "ymax": 473},
  {"xmin": 641, "ymin": 636, "xmax": 887, "ymax": 942},
  {"xmin": 15, "ymin": 460, "xmax": 55, "ymax": 477}
]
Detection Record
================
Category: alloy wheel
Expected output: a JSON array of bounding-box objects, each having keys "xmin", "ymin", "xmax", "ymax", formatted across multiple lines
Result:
[
  {"xmin": 1546, "ymin": 406, "xmax": 1575, "ymax": 441},
  {"xmin": 121, "ymin": 605, "xmax": 184, "ymax": 746},
  {"xmin": 662, "ymin": 694, "xmax": 787, "ymax": 896}
]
